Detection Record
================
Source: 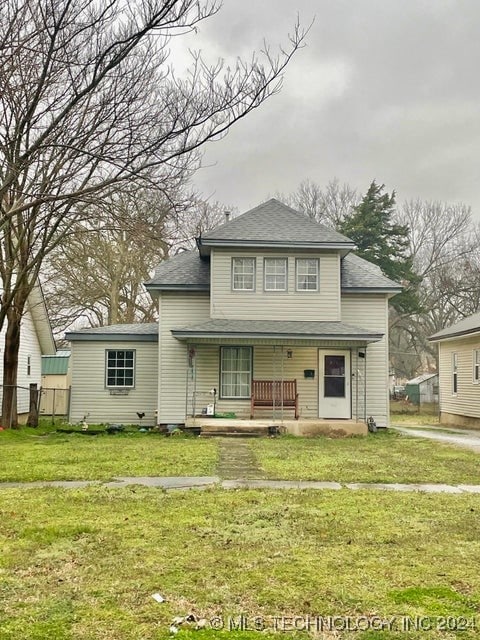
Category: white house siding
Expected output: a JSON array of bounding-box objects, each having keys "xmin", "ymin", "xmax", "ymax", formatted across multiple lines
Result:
[
  {"xmin": 157, "ymin": 291, "xmax": 211, "ymax": 423},
  {"xmin": 0, "ymin": 308, "xmax": 43, "ymax": 415},
  {"xmin": 437, "ymin": 335, "xmax": 480, "ymax": 427},
  {"xmin": 341, "ymin": 294, "xmax": 390, "ymax": 427},
  {"xmin": 210, "ymin": 249, "xmax": 340, "ymax": 321},
  {"xmin": 69, "ymin": 340, "xmax": 158, "ymax": 425}
]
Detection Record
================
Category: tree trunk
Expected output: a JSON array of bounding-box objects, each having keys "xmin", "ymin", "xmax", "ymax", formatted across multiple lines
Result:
[{"xmin": 1, "ymin": 308, "xmax": 22, "ymax": 428}]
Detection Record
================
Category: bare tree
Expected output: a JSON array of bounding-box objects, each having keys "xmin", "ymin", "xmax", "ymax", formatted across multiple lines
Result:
[
  {"xmin": 45, "ymin": 189, "xmax": 172, "ymax": 333},
  {"xmin": 44, "ymin": 192, "xmax": 231, "ymax": 337},
  {"xmin": 171, "ymin": 199, "xmax": 237, "ymax": 249},
  {"xmin": 0, "ymin": 0, "xmax": 305, "ymax": 425},
  {"xmin": 389, "ymin": 200, "xmax": 480, "ymax": 378},
  {"xmin": 277, "ymin": 178, "xmax": 358, "ymax": 226}
]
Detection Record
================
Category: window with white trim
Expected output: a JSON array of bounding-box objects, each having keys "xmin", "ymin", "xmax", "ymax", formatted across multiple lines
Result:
[
  {"xmin": 220, "ymin": 346, "xmax": 252, "ymax": 398},
  {"xmin": 264, "ymin": 258, "xmax": 287, "ymax": 291},
  {"xmin": 296, "ymin": 258, "xmax": 319, "ymax": 291},
  {"xmin": 474, "ymin": 349, "xmax": 480, "ymax": 384},
  {"xmin": 106, "ymin": 350, "xmax": 135, "ymax": 388},
  {"xmin": 452, "ymin": 352, "xmax": 458, "ymax": 394},
  {"xmin": 232, "ymin": 258, "xmax": 255, "ymax": 291}
]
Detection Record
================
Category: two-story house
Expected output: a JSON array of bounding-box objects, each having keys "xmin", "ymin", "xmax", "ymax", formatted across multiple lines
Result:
[{"xmin": 67, "ymin": 199, "xmax": 400, "ymax": 431}]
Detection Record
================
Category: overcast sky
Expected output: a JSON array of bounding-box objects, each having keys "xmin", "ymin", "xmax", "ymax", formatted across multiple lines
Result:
[{"xmin": 174, "ymin": 1, "xmax": 480, "ymax": 219}]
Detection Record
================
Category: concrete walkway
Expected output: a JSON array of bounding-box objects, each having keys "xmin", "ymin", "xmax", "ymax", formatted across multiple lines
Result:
[
  {"xmin": 217, "ymin": 438, "xmax": 263, "ymax": 479},
  {"xmin": 1, "ymin": 476, "xmax": 480, "ymax": 493},
  {"xmin": 391, "ymin": 425, "xmax": 480, "ymax": 453}
]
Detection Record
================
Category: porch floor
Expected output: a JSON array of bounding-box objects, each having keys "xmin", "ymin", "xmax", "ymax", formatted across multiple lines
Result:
[{"xmin": 185, "ymin": 417, "xmax": 367, "ymax": 437}]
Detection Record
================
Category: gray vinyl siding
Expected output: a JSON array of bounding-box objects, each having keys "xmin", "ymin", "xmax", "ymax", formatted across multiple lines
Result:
[
  {"xmin": 210, "ymin": 248, "xmax": 340, "ymax": 321},
  {"xmin": 438, "ymin": 335, "xmax": 480, "ymax": 421},
  {"xmin": 341, "ymin": 294, "xmax": 390, "ymax": 426},
  {"xmin": 69, "ymin": 340, "xmax": 157, "ymax": 425},
  {"xmin": 158, "ymin": 291, "xmax": 211, "ymax": 423}
]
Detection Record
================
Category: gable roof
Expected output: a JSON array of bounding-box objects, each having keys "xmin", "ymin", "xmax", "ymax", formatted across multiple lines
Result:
[
  {"xmin": 429, "ymin": 312, "xmax": 480, "ymax": 342},
  {"xmin": 66, "ymin": 323, "xmax": 158, "ymax": 342},
  {"xmin": 406, "ymin": 372, "xmax": 438, "ymax": 385},
  {"xmin": 27, "ymin": 281, "xmax": 56, "ymax": 355},
  {"xmin": 197, "ymin": 198, "xmax": 355, "ymax": 256},
  {"xmin": 145, "ymin": 248, "xmax": 401, "ymax": 293}
]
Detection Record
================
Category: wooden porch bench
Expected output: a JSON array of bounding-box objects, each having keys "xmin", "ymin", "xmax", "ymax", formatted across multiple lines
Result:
[{"xmin": 250, "ymin": 379, "xmax": 299, "ymax": 419}]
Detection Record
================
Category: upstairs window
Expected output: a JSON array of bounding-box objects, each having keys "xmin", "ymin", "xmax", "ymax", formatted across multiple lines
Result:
[
  {"xmin": 452, "ymin": 352, "xmax": 458, "ymax": 395},
  {"xmin": 232, "ymin": 257, "xmax": 255, "ymax": 291},
  {"xmin": 474, "ymin": 349, "xmax": 480, "ymax": 384},
  {"xmin": 264, "ymin": 258, "xmax": 287, "ymax": 291},
  {"xmin": 106, "ymin": 350, "xmax": 135, "ymax": 388},
  {"xmin": 296, "ymin": 258, "xmax": 319, "ymax": 291}
]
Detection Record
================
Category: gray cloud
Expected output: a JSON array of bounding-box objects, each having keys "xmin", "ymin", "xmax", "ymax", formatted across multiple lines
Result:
[{"xmin": 176, "ymin": 0, "xmax": 480, "ymax": 217}]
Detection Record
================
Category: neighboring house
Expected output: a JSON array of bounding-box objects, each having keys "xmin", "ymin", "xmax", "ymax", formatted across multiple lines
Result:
[
  {"xmin": 40, "ymin": 350, "xmax": 71, "ymax": 416},
  {"xmin": 429, "ymin": 312, "xmax": 480, "ymax": 428},
  {"xmin": 67, "ymin": 324, "xmax": 158, "ymax": 425},
  {"xmin": 67, "ymin": 199, "xmax": 401, "ymax": 430},
  {"xmin": 405, "ymin": 373, "xmax": 438, "ymax": 405},
  {"xmin": 0, "ymin": 282, "xmax": 56, "ymax": 419}
]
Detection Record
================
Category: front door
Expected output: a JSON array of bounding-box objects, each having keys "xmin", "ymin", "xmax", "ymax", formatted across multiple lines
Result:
[{"xmin": 318, "ymin": 349, "xmax": 351, "ymax": 419}]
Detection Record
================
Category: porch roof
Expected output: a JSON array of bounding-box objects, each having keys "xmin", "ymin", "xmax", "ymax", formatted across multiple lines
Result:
[{"xmin": 171, "ymin": 319, "xmax": 383, "ymax": 342}]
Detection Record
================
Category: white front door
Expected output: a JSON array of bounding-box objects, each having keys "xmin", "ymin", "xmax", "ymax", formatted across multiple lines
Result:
[{"xmin": 318, "ymin": 350, "xmax": 351, "ymax": 419}]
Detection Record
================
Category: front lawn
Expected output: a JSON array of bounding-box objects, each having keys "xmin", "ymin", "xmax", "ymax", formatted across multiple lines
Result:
[
  {"xmin": 0, "ymin": 427, "xmax": 218, "ymax": 481},
  {"xmin": 0, "ymin": 487, "xmax": 479, "ymax": 639},
  {"xmin": 251, "ymin": 430, "xmax": 480, "ymax": 484}
]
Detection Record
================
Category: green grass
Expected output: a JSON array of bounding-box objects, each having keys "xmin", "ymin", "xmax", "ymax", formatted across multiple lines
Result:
[
  {"xmin": 390, "ymin": 404, "xmax": 439, "ymax": 425},
  {"xmin": 0, "ymin": 487, "xmax": 479, "ymax": 639},
  {"xmin": 0, "ymin": 426, "xmax": 218, "ymax": 481},
  {"xmin": 250, "ymin": 430, "xmax": 480, "ymax": 484}
]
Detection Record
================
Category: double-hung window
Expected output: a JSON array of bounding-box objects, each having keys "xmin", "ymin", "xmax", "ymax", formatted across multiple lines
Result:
[
  {"xmin": 264, "ymin": 258, "xmax": 287, "ymax": 291},
  {"xmin": 220, "ymin": 346, "xmax": 252, "ymax": 398},
  {"xmin": 296, "ymin": 258, "xmax": 319, "ymax": 291},
  {"xmin": 232, "ymin": 258, "xmax": 255, "ymax": 291},
  {"xmin": 106, "ymin": 350, "xmax": 135, "ymax": 388},
  {"xmin": 452, "ymin": 352, "xmax": 458, "ymax": 395},
  {"xmin": 474, "ymin": 349, "xmax": 480, "ymax": 384}
]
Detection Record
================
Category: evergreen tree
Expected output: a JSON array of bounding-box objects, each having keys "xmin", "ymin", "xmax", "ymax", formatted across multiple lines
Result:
[{"xmin": 339, "ymin": 181, "xmax": 421, "ymax": 313}]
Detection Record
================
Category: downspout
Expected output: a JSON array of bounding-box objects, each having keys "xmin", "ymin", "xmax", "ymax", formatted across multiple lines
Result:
[
  {"xmin": 355, "ymin": 347, "xmax": 359, "ymax": 423},
  {"xmin": 185, "ymin": 343, "xmax": 190, "ymax": 422},
  {"xmin": 364, "ymin": 346, "xmax": 367, "ymax": 423},
  {"xmin": 281, "ymin": 345, "xmax": 284, "ymax": 424}
]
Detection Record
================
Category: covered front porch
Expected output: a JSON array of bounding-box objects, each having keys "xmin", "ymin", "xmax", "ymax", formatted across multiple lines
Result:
[{"xmin": 171, "ymin": 319, "xmax": 384, "ymax": 432}]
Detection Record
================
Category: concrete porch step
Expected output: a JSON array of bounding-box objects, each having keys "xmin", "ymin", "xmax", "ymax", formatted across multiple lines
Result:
[
  {"xmin": 200, "ymin": 427, "xmax": 267, "ymax": 438},
  {"xmin": 198, "ymin": 423, "xmax": 270, "ymax": 436}
]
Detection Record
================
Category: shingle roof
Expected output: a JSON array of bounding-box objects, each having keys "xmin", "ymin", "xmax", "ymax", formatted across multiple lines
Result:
[
  {"xmin": 171, "ymin": 319, "xmax": 382, "ymax": 342},
  {"xmin": 341, "ymin": 253, "xmax": 401, "ymax": 291},
  {"xmin": 66, "ymin": 323, "xmax": 158, "ymax": 342},
  {"xmin": 199, "ymin": 198, "xmax": 355, "ymax": 252},
  {"xmin": 429, "ymin": 312, "xmax": 480, "ymax": 341},
  {"xmin": 145, "ymin": 249, "xmax": 400, "ymax": 292},
  {"xmin": 145, "ymin": 249, "xmax": 209, "ymax": 290}
]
